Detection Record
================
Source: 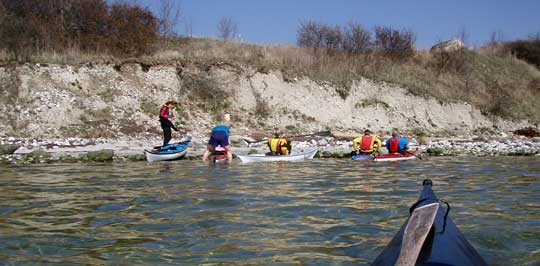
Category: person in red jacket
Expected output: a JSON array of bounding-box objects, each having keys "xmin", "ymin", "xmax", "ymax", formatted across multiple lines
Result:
[{"xmin": 159, "ymin": 100, "xmax": 179, "ymax": 147}]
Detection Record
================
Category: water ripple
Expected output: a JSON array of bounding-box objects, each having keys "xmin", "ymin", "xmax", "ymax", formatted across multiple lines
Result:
[{"xmin": 0, "ymin": 157, "xmax": 539, "ymax": 265}]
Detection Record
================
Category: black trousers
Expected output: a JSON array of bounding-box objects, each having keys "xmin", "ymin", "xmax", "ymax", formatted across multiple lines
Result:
[{"xmin": 162, "ymin": 125, "xmax": 172, "ymax": 146}]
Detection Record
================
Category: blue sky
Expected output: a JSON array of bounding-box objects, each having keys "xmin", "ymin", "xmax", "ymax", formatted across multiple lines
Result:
[{"xmin": 139, "ymin": 0, "xmax": 540, "ymax": 48}]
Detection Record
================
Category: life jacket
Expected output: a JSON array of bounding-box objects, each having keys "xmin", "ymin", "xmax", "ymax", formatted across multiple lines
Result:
[
  {"xmin": 159, "ymin": 106, "xmax": 173, "ymax": 121},
  {"xmin": 360, "ymin": 135, "xmax": 373, "ymax": 151},
  {"xmin": 388, "ymin": 138, "xmax": 400, "ymax": 153},
  {"xmin": 268, "ymin": 138, "xmax": 289, "ymax": 155}
]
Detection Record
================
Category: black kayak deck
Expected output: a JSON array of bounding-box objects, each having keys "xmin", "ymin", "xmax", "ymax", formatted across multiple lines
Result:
[{"xmin": 370, "ymin": 179, "xmax": 488, "ymax": 266}]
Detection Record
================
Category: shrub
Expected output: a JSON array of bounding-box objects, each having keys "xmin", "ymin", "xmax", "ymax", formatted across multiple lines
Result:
[
  {"xmin": 427, "ymin": 147, "xmax": 446, "ymax": 156},
  {"xmin": 528, "ymin": 78, "xmax": 540, "ymax": 94},
  {"xmin": 355, "ymin": 99, "xmax": 390, "ymax": 109},
  {"xmin": 297, "ymin": 20, "xmax": 371, "ymax": 55},
  {"xmin": 255, "ymin": 98, "xmax": 271, "ymax": 118},
  {"xmin": 297, "ymin": 20, "xmax": 325, "ymax": 49},
  {"xmin": 0, "ymin": 0, "xmax": 159, "ymax": 60},
  {"xmin": 505, "ymin": 39, "xmax": 540, "ymax": 68},
  {"xmin": 374, "ymin": 26, "xmax": 415, "ymax": 60},
  {"xmin": 140, "ymin": 99, "xmax": 160, "ymax": 116},
  {"xmin": 108, "ymin": 3, "xmax": 159, "ymax": 57},
  {"xmin": 182, "ymin": 74, "xmax": 230, "ymax": 116},
  {"xmin": 431, "ymin": 49, "xmax": 469, "ymax": 74},
  {"xmin": 513, "ymin": 127, "xmax": 540, "ymax": 138},
  {"xmin": 410, "ymin": 128, "xmax": 428, "ymax": 137}
]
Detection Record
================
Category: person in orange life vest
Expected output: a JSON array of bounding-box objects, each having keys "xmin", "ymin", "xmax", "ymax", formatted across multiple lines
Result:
[
  {"xmin": 202, "ymin": 113, "xmax": 233, "ymax": 162},
  {"xmin": 159, "ymin": 100, "xmax": 179, "ymax": 147},
  {"xmin": 267, "ymin": 129, "xmax": 292, "ymax": 155},
  {"xmin": 352, "ymin": 129, "xmax": 382, "ymax": 155},
  {"xmin": 384, "ymin": 131, "xmax": 410, "ymax": 154}
]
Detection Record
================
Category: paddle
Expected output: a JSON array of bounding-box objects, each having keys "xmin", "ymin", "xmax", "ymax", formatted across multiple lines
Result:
[
  {"xmin": 153, "ymin": 135, "xmax": 192, "ymax": 149},
  {"xmin": 396, "ymin": 202, "xmax": 439, "ymax": 266},
  {"xmin": 408, "ymin": 148, "xmax": 425, "ymax": 160},
  {"xmin": 244, "ymin": 131, "xmax": 332, "ymax": 144}
]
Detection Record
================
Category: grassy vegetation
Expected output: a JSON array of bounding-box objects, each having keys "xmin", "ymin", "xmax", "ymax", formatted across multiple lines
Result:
[
  {"xmin": 2, "ymin": 1, "xmax": 539, "ymax": 123},
  {"xmin": 355, "ymin": 99, "xmax": 390, "ymax": 109},
  {"xmin": 180, "ymin": 72, "xmax": 231, "ymax": 120},
  {"xmin": 2, "ymin": 36, "xmax": 540, "ymax": 122},
  {"xmin": 137, "ymin": 37, "xmax": 540, "ymax": 121}
]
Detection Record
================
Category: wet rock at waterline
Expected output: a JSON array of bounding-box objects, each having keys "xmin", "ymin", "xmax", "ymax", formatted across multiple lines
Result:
[
  {"xmin": 83, "ymin": 149, "xmax": 114, "ymax": 162},
  {"xmin": 0, "ymin": 144, "xmax": 19, "ymax": 155}
]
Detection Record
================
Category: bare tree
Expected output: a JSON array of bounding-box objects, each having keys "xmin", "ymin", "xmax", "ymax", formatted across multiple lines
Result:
[
  {"xmin": 456, "ymin": 26, "xmax": 469, "ymax": 45},
  {"xmin": 488, "ymin": 30, "xmax": 505, "ymax": 45},
  {"xmin": 344, "ymin": 21, "xmax": 371, "ymax": 54},
  {"xmin": 297, "ymin": 20, "xmax": 323, "ymax": 48},
  {"xmin": 158, "ymin": 0, "xmax": 182, "ymax": 37},
  {"xmin": 217, "ymin": 17, "xmax": 238, "ymax": 41},
  {"xmin": 322, "ymin": 25, "xmax": 343, "ymax": 51},
  {"xmin": 529, "ymin": 31, "xmax": 540, "ymax": 41},
  {"xmin": 184, "ymin": 16, "xmax": 193, "ymax": 37}
]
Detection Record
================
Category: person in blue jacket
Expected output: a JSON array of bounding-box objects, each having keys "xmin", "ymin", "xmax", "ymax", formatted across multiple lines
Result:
[
  {"xmin": 384, "ymin": 131, "xmax": 410, "ymax": 154},
  {"xmin": 202, "ymin": 114, "xmax": 233, "ymax": 162}
]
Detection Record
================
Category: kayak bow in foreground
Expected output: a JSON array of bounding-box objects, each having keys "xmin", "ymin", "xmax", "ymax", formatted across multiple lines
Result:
[{"xmin": 370, "ymin": 179, "xmax": 488, "ymax": 266}]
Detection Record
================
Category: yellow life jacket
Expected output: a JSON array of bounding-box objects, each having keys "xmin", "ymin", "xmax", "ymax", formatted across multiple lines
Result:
[
  {"xmin": 268, "ymin": 138, "xmax": 290, "ymax": 155},
  {"xmin": 352, "ymin": 135, "xmax": 382, "ymax": 153}
]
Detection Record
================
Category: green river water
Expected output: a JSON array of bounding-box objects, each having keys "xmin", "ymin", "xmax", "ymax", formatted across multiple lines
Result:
[{"xmin": 0, "ymin": 157, "xmax": 539, "ymax": 265}]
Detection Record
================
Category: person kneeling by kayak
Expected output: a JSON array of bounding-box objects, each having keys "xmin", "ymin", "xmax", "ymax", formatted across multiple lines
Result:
[
  {"xmin": 352, "ymin": 129, "xmax": 382, "ymax": 155},
  {"xmin": 267, "ymin": 130, "xmax": 292, "ymax": 156},
  {"xmin": 202, "ymin": 114, "xmax": 233, "ymax": 162},
  {"xmin": 159, "ymin": 100, "xmax": 179, "ymax": 147},
  {"xmin": 385, "ymin": 131, "xmax": 410, "ymax": 154}
]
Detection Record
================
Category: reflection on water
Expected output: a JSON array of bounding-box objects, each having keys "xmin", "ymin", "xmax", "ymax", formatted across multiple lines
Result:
[{"xmin": 0, "ymin": 157, "xmax": 539, "ymax": 265}]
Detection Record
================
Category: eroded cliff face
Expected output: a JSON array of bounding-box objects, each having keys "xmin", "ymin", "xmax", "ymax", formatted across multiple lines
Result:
[{"xmin": 0, "ymin": 62, "xmax": 531, "ymax": 139}]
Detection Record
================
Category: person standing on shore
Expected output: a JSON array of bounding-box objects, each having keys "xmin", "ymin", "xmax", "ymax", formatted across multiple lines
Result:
[
  {"xmin": 159, "ymin": 100, "xmax": 179, "ymax": 147},
  {"xmin": 384, "ymin": 131, "xmax": 410, "ymax": 154},
  {"xmin": 352, "ymin": 129, "xmax": 382, "ymax": 155},
  {"xmin": 202, "ymin": 113, "xmax": 233, "ymax": 162}
]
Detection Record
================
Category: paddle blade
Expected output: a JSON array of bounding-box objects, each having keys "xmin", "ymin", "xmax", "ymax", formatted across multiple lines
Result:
[{"xmin": 396, "ymin": 202, "xmax": 439, "ymax": 266}]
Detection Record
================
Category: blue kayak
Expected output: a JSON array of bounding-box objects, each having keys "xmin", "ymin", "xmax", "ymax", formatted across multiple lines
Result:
[
  {"xmin": 370, "ymin": 179, "xmax": 488, "ymax": 266},
  {"xmin": 144, "ymin": 137, "xmax": 191, "ymax": 162},
  {"xmin": 352, "ymin": 153, "xmax": 373, "ymax": 161}
]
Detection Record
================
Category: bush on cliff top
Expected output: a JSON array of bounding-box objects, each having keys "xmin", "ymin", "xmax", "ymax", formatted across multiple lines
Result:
[
  {"xmin": 0, "ymin": 0, "xmax": 159, "ymax": 60},
  {"xmin": 505, "ymin": 39, "xmax": 540, "ymax": 68}
]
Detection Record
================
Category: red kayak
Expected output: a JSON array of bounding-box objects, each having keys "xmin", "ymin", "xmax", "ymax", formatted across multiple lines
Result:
[{"xmin": 373, "ymin": 151, "xmax": 417, "ymax": 162}]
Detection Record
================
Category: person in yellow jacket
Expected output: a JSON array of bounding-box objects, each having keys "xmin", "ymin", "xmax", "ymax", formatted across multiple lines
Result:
[
  {"xmin": 352, "ymin": 129, "xmax": 382, "ymax": 155},
  {"xmin": 267, "ymin": 130, "xmax": 292, "ymax": 155}
]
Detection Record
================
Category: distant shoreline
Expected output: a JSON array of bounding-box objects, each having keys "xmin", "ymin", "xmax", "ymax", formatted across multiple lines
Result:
[{"xmin": 2, "ymin": 135, "xmax": 539, "ymax": 164}]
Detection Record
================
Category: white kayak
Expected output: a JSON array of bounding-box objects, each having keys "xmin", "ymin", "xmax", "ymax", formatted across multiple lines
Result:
[
  {"xmin": 237, "ymin": 148, "xmax": 318, "ymax": 163},
  {"xmin": 145, "ymin": 148, "xmax": 187, "ymax": 162}
]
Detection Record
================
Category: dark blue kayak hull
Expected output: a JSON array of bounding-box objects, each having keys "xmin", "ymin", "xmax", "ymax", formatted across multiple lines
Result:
[{"xmin": 370, "ymin": 179, "xmax": 488, "ymax": 266}]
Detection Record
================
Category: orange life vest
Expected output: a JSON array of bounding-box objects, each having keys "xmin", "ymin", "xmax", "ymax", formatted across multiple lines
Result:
[
  {"xmin": 361, "ymin": 135, "xmax": 373, "ymax": 151},
  {"xmin": 388, "ymin": 138, "xmax": 400, "ymax": 153}
]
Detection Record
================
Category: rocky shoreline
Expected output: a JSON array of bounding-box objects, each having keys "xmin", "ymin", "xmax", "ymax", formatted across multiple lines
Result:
[{"xmin": 1, "ymin": 134, "xmax": 539, "ymax": 164}]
